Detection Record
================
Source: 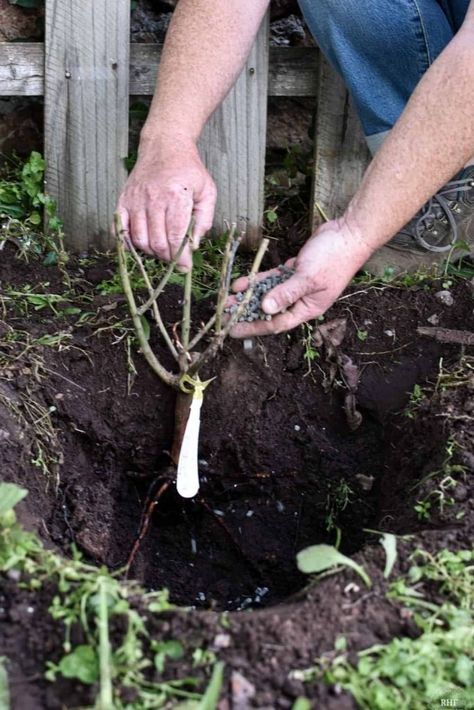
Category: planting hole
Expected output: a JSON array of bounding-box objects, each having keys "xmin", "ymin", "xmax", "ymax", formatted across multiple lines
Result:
[{"xmin": 3, "ymin": 258, "xmax": 471, "ymax": 612}]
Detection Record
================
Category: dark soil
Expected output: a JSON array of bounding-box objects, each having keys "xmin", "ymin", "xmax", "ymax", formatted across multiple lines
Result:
[{"xmin": 1, "ymin": 243, "xmax": 473, "ymax": 708}]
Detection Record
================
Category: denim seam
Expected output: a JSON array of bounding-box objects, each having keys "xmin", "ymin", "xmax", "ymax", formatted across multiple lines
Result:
[{"xmin": 410, "ymin": 0, "xmax": 433, "ymax": 68}]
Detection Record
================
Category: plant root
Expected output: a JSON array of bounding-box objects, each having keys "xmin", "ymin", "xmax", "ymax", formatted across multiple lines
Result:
[{"xmin": 125, "ymin": 477, "xmax": 172, "ymax": 578}]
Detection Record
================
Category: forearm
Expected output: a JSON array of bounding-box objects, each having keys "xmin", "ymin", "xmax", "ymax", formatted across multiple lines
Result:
[
  {"xmin": 346, "ymin": 13, "xmax": 474, "ymax": 250},
  {"xmin": 140, "ymin": 0, "xmax": 270, "ymax": 149}
]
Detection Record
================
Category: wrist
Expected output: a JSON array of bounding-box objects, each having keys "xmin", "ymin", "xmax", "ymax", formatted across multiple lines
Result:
[
  {"xmin": 139, "ymin": 125, "xmax": 198, "ymax": 158},
  {"xmin": 341, "ymin": 204, "xmax": 380, "ymax": 259}
]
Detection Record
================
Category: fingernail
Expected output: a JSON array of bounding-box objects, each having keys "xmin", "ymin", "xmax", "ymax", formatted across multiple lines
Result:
[{"xmin": 264, "ymin": 297, "xmax": 278, "ymax": 315}]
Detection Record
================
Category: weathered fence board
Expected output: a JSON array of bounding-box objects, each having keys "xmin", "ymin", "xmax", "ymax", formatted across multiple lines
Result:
[
  {"xmin": 128, "ymin": 45, "xmax": 318, "ymax": 98},
  {"xmin": 0, "ymin": 43, "xmax": 44, "ymax": 96},
  {"xmin": 44, "ymin": 0, "xmax": 130, "ymax": 250},
  {"xmin": 311, "ymin": 57, "xmax": 370, "ymax": 228},
  {"xmin": 2, "ymin": 33, "xmax": 370, "ymax": 250},
  {"xmin": 0, "ymin": 43, "xmax": 319, "ymax": 98},
  {"xmin": 197, "ymin": 14, "xmax": 269, "ymax": 247}
]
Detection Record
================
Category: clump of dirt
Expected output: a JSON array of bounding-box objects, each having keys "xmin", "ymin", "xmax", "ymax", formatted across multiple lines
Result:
[{"xmin": 1, "ymin": 244, "xmax": 473, "ymax": 707}]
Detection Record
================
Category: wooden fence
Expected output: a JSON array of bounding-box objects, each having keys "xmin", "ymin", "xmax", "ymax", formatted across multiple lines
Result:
[{"xmin": 0, "ymin": 0, "xmax": 370, "ymax": 250}]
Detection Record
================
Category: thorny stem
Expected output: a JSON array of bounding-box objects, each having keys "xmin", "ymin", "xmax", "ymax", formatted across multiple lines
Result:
[
  {"xmin": 116, "ymin": 212, "xmax": 269, "ymax": 386},
  {"xmin": 189, "ymin": 238, "xmax": 270, "ymax": 375},
  {"xmin": 115, "ymin": 214, "xmax": 178, "ymax": 389},
  {"xmin": 187, "ymin": 313, "xmax": 216, "ymax": 351},
  {"xmin": 126, "ymin": 238, "xmax": 179, "ymax": 361},
  {"xmin": 188, "ymin": 225, "xmax": 242, "ymax": 350},
  {"xmin": 137, "ymin": 235, "xmax": 190, "ymax": 316},
  {"xmin": 215, "ymin": 223, "xmax": 236, "ymax": 333}
]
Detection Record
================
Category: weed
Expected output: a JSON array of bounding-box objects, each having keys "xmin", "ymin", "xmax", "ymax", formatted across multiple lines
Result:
[
  {"xmin": 292, "ymin": 548, "xmax": 474, "ymax": 710},
  {"xmin": 0, "ymin": 484, "xmax": 225, "ymax": 708},
  {"xmin": 297, "ymin": 543, "xmax": 371, "ymax": 588},
  {"xmin": 414, "ymin": 499, "xmax": 432, "ymax": 521},
  {"xmin": 435, "ymin": 355, "xmax": 474, "ymax": 392},
  {"xmin": 404, "ymin": 383, "xmax": 426, "ymax": 419},
  {"xmin": 0, "ymin": 152, "xmax": 66, "ymax": 267},
  {"xmin": 4, "ymin": 285, "xmax": 68, "ymax": 317},
  {"xmin": 353, "ymin": 266, "xmax": 436, "ymax": 288},
  {"xmin": 445, "ymin": 256, "xmax": 474, "ymax": 280},
  {"xmin": 0, "ymin": 388, "xmax": 62, "ymax": 487},
  {"xmin": 410, "ymin": 437, "xmax": 467, "ymax": 521},
  {"xmin": 325, "ymin": 480, "xmax": 354, "ymax": 532},
  {"xmin": 301, "ymin": 322, "xmax": 320, "ymax": 375},
  {"xmin": 98, "ymin": 233, "xmax": 243, "ymax": 301}
]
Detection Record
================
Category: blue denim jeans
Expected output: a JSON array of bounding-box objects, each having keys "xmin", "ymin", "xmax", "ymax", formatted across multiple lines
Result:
[{"xmin": 298, "ymin": 0, "xmax": 469, "ymax": 152}]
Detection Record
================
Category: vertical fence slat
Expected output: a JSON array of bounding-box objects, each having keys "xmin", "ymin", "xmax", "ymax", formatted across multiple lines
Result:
[
  {"xmin": 198, "ymin": 12, "xmax": 269, "ymax": 248},
  {"xmin": 45, "ymin": 0, "xmax": 130, "ymax": 251},
  {"xmin": 311, "ymin": 56, "xmax": 370, "ymax": 229}
]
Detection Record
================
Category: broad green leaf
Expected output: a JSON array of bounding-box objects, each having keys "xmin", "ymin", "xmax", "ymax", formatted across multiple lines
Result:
[
  {"xmin": 58, "ymin": 646, "xmax": 99, "ymax": 685},
  {"xmin": 43, "ymin": 250, "xmax": 59, "ymax": 268},
  {"xmin": 154, "ymin": 640, "xmax": 185, "ymax": 673},
  {"xmin": 292, "ymin": 699, "xmax": 312, "ymax": 710},
  {"xmin": 28, "ymin": 211, "xmax": 41, "ymax": 225},
  {"xmin": 380, "ymin": 533, "xmax": 397, "ymax": 579},
  {"xmin": 197, "ymin": 662, "xmax": 224, "ymax": 710},
  {"xmin": 160, "ymin": 640, "xmax": 184, "ymax": 660},
  {"xmin": 0, "ymin": 483, "xmax": 27, "ymax": 515},
  {"xmin": 455, "ymin": 655, "xmax": 473, "ymax": 686},
  {"xmin": 0, "ymin": 204, "xmax": 23, "ymax": 218},
  {"xmin": 297, "ymin": 544, "xmax": 371, "ymax": 587}
]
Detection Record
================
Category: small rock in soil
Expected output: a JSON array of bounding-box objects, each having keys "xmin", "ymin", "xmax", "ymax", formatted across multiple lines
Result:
[
  {"xmin": 212, "ymin": 633, "xmax": 231, "ymax": 649},
  {"xmin": 231, "ymin": 671, "xmax": 256, "ymax": 710},
  {"xmin": 427, "ymin": 313, "xmax": 440, "ymax": 325},
  {"xmin": 435, "ymin": 290, "xmax": 454, "ymax": 306},
  {"xmin": 355, "ymin": 474, "xmax": 375, "ymax": 492}
]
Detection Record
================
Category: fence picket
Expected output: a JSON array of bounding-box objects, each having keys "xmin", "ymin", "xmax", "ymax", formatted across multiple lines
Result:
[
  {"xmin": 311, "ymin": 57, "xmax": 370, "ymax": 229},
  {"xmin": 198, "ymin": 12, "xmax": 269, "ymax": 248},
  {"xmin": 44, "ymin": 0, "xmax": 130, "ymax": 250}
]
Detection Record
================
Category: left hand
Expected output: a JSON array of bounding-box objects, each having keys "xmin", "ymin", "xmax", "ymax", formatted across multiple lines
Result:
[{"xmin": 230, "ymin": 218, "xmax": 374, "ymax": 338}]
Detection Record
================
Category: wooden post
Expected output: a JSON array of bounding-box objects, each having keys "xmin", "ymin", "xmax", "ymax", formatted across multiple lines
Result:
[
  {"xmin": 45, "ymin": 0, "xmax": 130, "ymax": 251},
  {"xmin": 311, "ymin": 56, "xmax": 370, "ymax": 229},
  {"xmin": 198, "ymin": 12, "xmax": 269, "ymax": 248}
]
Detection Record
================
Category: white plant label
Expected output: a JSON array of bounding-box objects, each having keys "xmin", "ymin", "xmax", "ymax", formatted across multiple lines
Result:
[{"xmin": 176, "ymin": 395, "xmax": 203, "ymax": 498}]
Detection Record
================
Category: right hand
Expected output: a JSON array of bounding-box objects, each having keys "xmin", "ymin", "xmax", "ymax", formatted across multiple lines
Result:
[{"xmin": 116, "ymin": 136, "xmax": 217, "ymax": 271}]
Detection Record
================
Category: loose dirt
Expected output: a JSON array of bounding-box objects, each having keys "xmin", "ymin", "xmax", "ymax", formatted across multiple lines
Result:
[{"xmin": 1, "ymin": 244, "xmax": 473, "ymax": 708}]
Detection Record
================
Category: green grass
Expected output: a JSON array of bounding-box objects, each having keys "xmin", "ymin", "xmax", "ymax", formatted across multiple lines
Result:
[{"xmin": 353, "ymin": 252, "xmax": 474, "ymax": 290}]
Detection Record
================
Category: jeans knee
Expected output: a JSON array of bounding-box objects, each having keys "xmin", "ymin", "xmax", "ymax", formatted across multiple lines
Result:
[{"xmin": 298, "ymin": 0, "xmax": 366, "ymax": 36}]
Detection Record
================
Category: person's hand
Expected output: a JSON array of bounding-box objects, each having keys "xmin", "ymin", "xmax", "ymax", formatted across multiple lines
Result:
[
  {"xmin": 116, "ymin": 136, "xmax": 217, "ymax": 271},
  {"xmin": 230, "ymin": 218, "xmax": 374, "ymax": 338}
]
